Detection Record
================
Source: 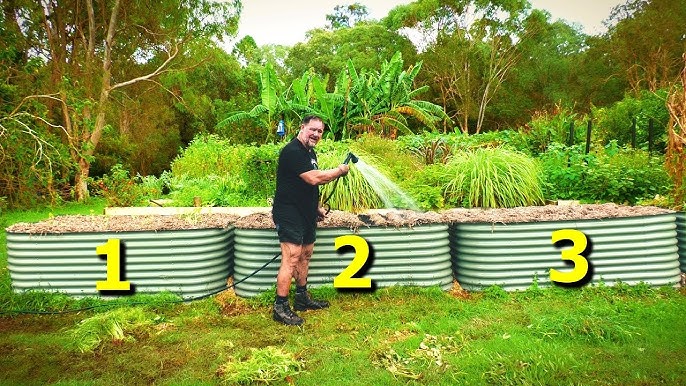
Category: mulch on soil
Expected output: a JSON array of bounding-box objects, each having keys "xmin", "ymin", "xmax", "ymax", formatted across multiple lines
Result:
[{"xmin": 5, "ymin": 204, "xmax": 675, "ymax": 234}]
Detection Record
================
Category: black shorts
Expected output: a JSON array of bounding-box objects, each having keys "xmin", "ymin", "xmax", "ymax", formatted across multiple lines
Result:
[{"xmin": 273, "ymin": 212, "xmax": 316, "ymax": 245}]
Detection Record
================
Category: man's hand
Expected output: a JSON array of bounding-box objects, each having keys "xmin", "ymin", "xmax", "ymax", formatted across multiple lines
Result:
[
  {"xmin": 317, "ymin": 206, "xmax": 328, "ymax": 221},
  {"xmin": 337, "ymin": 164, "xmax": 350, "ymax": 177}
]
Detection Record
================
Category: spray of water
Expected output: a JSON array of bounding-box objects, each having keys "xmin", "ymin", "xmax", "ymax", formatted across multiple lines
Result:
[{"xmin": 353, "ymin": 159, "xmax": 419, "ymax": 210}]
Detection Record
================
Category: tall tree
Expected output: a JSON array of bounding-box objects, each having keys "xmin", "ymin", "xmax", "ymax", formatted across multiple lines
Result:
[
  {"xmin": 490, "ymin": 9, "xmax": 588, "ymax": 126},
  {"xmin": 286, "ymin": 21, "xmax": 417, "ymax": 90},
  {"xmin": 326, "ymin": 2, "xmax": 369, "ymax": 30},
  {"xmin": 5, "ymin": 0, "xmax": 240, "ymax": 200},
  {"xmin": 390, "ymin": 0, "xmax": 531, "ymax": 133},
  {"xmin": 604, "ymin": 0, "xmax": 686, "ymax": 94}
]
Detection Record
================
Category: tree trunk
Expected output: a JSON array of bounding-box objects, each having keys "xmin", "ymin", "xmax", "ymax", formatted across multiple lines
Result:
[{"xmin": 74, "ymin": 157, "xmax": 90, "ymax": 201}]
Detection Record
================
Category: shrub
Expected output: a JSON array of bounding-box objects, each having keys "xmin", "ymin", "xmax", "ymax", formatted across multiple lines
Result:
[
  {"xmin": 406, "ymin": 164, "xmax": 448, "ymax": 210},
  {"xmin": 167, "ymin": 135, "xmax": 282, "ymax": 207},
  {"xmin": 442, "ymin": 148, "xmax": 545, "ymax": 208},
  {"xmin": 540, "ymin": 143, "xmax": 672, "ymax": 204},
  {"xmin": 95, "ymin": 164, "xmax": 151, "ymax": 207}
]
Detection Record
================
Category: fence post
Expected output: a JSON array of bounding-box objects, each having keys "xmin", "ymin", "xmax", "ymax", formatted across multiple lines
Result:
[
  {"xmin": 568, "ymin": 121, "xmax": 575, "ymax": 147},
  {"xmin": 585, "ymin": 120, "xmax": 592, "ymax": 154},
  {"xmin": 648, "ymin": 118, "xmax": 654, "ymax": 153},
  {"xmin": 631, "ymin": 117, "xmax": 637, "ymax": 148}
]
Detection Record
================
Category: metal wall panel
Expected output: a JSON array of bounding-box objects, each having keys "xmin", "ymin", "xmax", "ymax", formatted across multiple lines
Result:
[
  {"xmin": 451, "ymin": 214, "xmax": 680, "ymax": 291},
  {"xmin": 7, "ymin": 228, "xmax": 234, "ymax": 299},
  {"xmin": 677, "ymin": 212, "xmax": 686, "ymax": 273},
  {"xmin": 233, "ymin": 224, "xmax": 453, "ymax": 297}
]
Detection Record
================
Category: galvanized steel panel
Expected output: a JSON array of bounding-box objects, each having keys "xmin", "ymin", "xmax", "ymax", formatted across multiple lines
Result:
[
  {"xmin": 677, "ymin": 212, "xmax": 686, "ymax": 273},
  {"xmin": 7, "ymin": 227, "xmax": 234, "ymax": 299},
  {"xmin": 451, "ymin": 214, "xmax": 680, "ymax": 291},
  {"xmin": 233, "ymin": 224, "xmax": 453, "ymax": 297}
]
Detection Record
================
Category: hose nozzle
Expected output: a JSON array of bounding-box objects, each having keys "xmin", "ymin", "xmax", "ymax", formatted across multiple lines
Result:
[{"xmin": 343, "ymin": 152, "xmax": 359, "ymax": 165}]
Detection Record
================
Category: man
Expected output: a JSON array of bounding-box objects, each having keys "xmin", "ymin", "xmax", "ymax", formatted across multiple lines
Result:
[{"xmin": 271, "ymin": 115, "xmax": 350, "ymax": 326}]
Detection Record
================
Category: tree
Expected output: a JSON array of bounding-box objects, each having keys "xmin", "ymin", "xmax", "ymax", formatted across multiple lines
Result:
[
  {"xmin": 395, "ymin": 0, "xmax": 531, "ymax": 133},
  {"xmin": 326, "ymin": 2, "xmax": 369, "ymax": 30},
  {"xmin": 666, "ymin": 54, "xmax": 686, "ymax": 207},
  {"xmin": 339, "ymin": 52, "xmax": 450, "ymax": 138},
  {"xmin": 5, "ymin": 0, "xmax": 241, "ymax": 201},
  {"xmin": 286, "ymin": 22, "xmax": 417, "ymax": 90},
  {"xmin": 604, "ymin": 0, "xmax": 686, "ymax": 94},
  {"xmin": 489, "ymin": 9, "xmax": 588, "ymax": 126},
  {"xmin": 217, "ymin": 62, "xmax": 294, "ymax": 143}
]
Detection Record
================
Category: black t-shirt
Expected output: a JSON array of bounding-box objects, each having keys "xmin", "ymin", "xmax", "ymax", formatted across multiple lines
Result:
[{"xmin": 272, "ymin": 137, "xmax": 319, "ymax": 224}]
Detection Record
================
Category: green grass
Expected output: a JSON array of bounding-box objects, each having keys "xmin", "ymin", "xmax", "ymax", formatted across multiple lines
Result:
[{"xmin": 1, "ymin": 202, "xmax": 685, "ymax": 385}]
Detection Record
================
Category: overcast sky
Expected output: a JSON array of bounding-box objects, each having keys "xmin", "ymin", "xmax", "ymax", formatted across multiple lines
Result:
[{"xmin": 234, "ymin": 0, "xmax": 625, "ymax": 47}]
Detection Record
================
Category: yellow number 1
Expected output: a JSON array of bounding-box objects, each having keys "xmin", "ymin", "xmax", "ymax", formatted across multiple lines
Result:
[
  {"xmin": 550, "ymin": 229, "xmax": 589, "ymax": 284},
  {"xmin": 95, "ymin": 239, "xmax": 131, "ymax": 291}
]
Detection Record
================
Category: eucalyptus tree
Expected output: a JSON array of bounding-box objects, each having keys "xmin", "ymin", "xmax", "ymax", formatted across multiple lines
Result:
[
  {"xmin": 285, "ymin": 21, "xmax": 417, "ymax": 90},
  {"xmin": 489, "ymin": 9, "xmax": 588, "ymax": 126},
  {"xmin": 385, "ymin": 0, "xmax": 532, "ymax": 134},
  {"xmin": 326, "ymin": 2, "xmax": 369, "ymax": 30},
  {"xmin": 603, "ymin": 0, "xmax": 686, "ymax": 95},
  {"xmin": 4, "ymin": 0, "xmax": 241, "ymax": 201}
]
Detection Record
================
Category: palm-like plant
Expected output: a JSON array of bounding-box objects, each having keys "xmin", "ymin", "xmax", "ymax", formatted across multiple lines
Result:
[
  {"xmin": 340, "ymin": 52, "xmax": 450, "ymax": 138},
  {"xmin": 219, "ymin": 52, "xmax": 450, "ymax": 142},
  {"xmin": 217, "ymin": 63, "xmax": 290, "ymax": 142}
]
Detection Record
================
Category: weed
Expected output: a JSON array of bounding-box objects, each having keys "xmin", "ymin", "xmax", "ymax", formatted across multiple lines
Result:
[
  {"xmin": 483, "ymin": 285, "xmax": 509, "ymax": 300},
  {"xmin": 215, "ymin": 346, "xmax": 303, "ymax": 384}
]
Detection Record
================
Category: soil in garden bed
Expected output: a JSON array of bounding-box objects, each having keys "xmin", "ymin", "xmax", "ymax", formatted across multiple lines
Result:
[{"xmin": 6, "ymin": 203, "xmax": 674, "ymax": 234}]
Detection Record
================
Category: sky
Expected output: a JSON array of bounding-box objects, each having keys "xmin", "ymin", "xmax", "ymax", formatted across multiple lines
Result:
[{"xmin": 235, "ymin": 0, "xmax": 626, "ymax": 47}]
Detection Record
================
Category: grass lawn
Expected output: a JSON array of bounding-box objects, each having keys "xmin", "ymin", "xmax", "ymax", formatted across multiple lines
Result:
[{"xmin": 1, "ymin": 201, "xmax": 685, "ymax": 385}]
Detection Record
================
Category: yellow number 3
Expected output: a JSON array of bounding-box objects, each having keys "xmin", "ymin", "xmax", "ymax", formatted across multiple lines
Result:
[
  {"xmin": 550, "ymin": 229, "xmax": 590, "ymax": 284},
  {"xmin": 333, "ymin": 235, "xmax": 373, "ymax": 289}
]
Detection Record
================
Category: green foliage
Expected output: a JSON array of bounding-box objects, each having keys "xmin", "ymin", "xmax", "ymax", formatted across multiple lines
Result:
[
  {"xmin": 540, "ymin": 143, "xmax": 672, "ymax": 204},
  {"xmin": 593, "ymin": 89, "xmax": 670, "ymax": 152},
  {"xmin": 353, "ymin": 134, "xmax": 423, "ymax": 182},
  {"xmin": 523, "ymin": 107, "xmax": 584, "ymax": 155},
  {"xmin": 216, "ymin": 346, "xmax": 303, "ymax": 384},
  {"xmin": 0, "ymin": 113, "xmax": 73, "ymax": 208},
  {"xmin": 398, "ymin": 130, "xmax": 532, "ymax": 162},
  {"xmin": 442, "ymin": 148, "xmax": 545, "ymax": 208},
  {"xmin": 94, "ymin": 164, "xmax": 157, "ymax": 207},
  {"xmin": 405, "ymin": 164, "xmax": 448, "ymax": 210},
  {"xmin": 167, "ymin": 134, "xmax": 280, "ymax": 207}
]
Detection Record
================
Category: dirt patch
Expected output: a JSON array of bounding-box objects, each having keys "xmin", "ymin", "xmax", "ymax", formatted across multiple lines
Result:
[{"xmin": 4, "ymin": 204, "xmax": 676, "ymax": 233}]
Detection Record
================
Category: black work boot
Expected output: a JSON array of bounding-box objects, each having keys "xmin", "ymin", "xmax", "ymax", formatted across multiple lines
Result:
[
  {"xmin": 294, "ymin": 291, "xmax": 330, "ymax": 311},
  {"xmin": 272, "ymin": 302, "xmax": 304, "ymax": 326}
]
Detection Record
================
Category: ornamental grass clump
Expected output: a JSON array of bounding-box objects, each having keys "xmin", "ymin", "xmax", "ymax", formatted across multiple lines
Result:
[
  {"xmin": 443, "ymin": 148, "xmax": 545, "ymax": 208},
  {"xmin": 317, "ymin": 149, "xmax": 385, "ymax": 212}
]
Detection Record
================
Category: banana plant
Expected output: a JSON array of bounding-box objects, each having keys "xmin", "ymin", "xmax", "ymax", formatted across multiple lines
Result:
[
  {"xmin": 217, "ymin": 62, "xmax": 290, "ymax": 142},
  {"xmin": 342, "ymin": 52, "xmax": 450, "ymax": 138}
]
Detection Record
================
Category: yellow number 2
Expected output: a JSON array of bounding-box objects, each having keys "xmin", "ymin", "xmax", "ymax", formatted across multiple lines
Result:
[
  {"xmin": 95, "ymin": 239, "xmax": 131, "ymax": 291},
  {"xmin": 333, "ymin": 235, "xmax": 372, "ymax": 289},
  {"xmin": 550, "ymin": 229, "xmax": 589, "ymax": 284}
]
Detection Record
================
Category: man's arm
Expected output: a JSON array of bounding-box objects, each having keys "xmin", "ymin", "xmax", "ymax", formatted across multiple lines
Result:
[{"xmin": 299, "ymin": 164, "xmax": 349, "ymax": 185}]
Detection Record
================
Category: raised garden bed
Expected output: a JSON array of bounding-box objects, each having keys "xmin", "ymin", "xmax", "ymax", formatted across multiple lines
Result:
[{"xmin": 5, "ymin": 204, "xmax": 682, "ymax": 298}]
